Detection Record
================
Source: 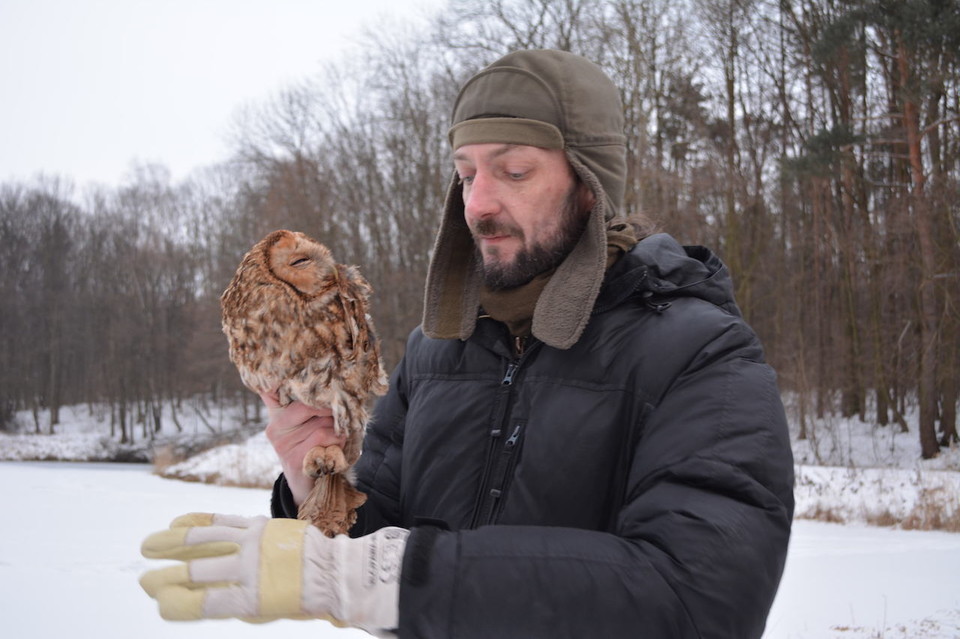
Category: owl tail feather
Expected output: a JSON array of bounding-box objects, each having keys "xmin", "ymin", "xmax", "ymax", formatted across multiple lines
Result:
[{"xmin": 297, "ymin": 463, "xmax": 367, "ymax": 538}]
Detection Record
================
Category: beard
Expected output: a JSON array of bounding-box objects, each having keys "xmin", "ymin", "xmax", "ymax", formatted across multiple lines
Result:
[{"xmin": 474, "ymin": 185, "xmax": 589, "ymax": 291}]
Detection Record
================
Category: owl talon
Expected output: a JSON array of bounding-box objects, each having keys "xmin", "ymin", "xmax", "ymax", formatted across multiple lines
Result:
[{"xmin": 303, "ymin": 445, "xmax": 348, "ymax": 477}]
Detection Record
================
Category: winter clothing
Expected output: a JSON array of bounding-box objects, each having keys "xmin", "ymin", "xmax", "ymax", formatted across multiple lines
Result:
[
  {"xmin": 423, "ymin": 49, "xmax": 629, "ymax": 350},
  {"xmin": 275, "ymin": 234, "xmax": 795, "ymax": 638},
  {"xmin": 476, "ymin": 221, "xmax": 639, "ymax": 338},
  {"xmin": 141, "ymin": 512, "xmax": 407, "ymax": 635},
  {"xmin": 271, "ymin": 49, "xmax": 794, "ymax": 638}
]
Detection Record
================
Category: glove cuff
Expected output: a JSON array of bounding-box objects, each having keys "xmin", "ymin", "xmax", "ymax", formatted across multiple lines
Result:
[{"xmin": 304, "ymin": 527, "xmax": 409, "ymax": 633}]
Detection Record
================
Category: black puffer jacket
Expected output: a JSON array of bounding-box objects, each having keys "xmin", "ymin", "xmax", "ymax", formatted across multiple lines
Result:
[{"xmin": 274, "ymin": 234, "xmax": 794, "ymax": 638}]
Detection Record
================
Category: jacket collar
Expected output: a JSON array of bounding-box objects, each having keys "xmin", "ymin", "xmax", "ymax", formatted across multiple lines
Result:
[{"xmin": 595, "ymin": 234, "xmax": 742, "ymax": 318}]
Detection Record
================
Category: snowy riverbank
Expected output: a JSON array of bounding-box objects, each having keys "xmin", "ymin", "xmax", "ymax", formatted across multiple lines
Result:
[{"xmin": 3, "ymin": 400, "xmax": 958, "ymax": 531}]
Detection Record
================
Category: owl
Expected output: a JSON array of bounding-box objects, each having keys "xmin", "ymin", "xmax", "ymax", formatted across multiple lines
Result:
[{"xmin": 220, "ymin": 229, "xmax": 388, "ymax": 537}]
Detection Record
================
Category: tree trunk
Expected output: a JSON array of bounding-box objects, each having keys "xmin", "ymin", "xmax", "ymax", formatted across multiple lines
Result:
[
  {"xmin": 118, "ymin": 399, "xmax": 128, "ymax": 445},
  {"xmin": 941, "ymin": 371, "xmax": 959, "ymax": 446},
  {"xmin": 897, "ymin": 37, "xmax": 939, "ymax": 459},
  {"xmin": 47, "ymin": 319, "xmax": 62, "ymax": 432}
]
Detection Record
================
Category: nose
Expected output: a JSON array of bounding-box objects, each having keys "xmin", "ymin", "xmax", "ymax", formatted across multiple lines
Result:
[{"xmin": 462, "ymin": 170, "xmax": 500, "ymax": 223}]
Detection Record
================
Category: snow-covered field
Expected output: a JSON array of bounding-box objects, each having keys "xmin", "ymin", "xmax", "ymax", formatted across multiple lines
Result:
[
  {"xmin": 1, "ymin": 399, "xmax": 959, "ymax": 636},
  {"xmin": 0, "ymin": 462, "xmax": 368, "ymax": 639},
  {"xmin": 0, "ymin": 461, "xmax": 958, "ymax": 639}
]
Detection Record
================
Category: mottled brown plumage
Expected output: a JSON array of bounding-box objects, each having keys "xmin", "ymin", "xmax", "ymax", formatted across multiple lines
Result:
[{"xmin": 220, "ymin": 229, "xmax": 388, "ymax": 536}]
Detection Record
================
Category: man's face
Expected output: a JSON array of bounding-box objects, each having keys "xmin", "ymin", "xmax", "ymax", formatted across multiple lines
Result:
[{"xmin": 454, "ymin": 143, "xmax": 595, "ymax": 290}]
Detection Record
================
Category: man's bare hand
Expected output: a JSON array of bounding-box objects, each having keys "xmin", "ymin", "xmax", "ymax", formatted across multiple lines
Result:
[{"xmin": 260, "ymin": 392, "xmax": 346, "ymax": 506}]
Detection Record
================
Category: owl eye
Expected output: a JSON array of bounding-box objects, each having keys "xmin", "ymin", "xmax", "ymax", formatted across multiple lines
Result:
[{"xmin": 290, "ymin": 257, "xmax": 311, "ymax": 268}]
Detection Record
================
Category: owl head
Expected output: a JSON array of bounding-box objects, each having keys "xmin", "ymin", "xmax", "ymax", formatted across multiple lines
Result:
[{"xmin": 264, "ymin": 230, "xmax": 337, "ymax": 297}]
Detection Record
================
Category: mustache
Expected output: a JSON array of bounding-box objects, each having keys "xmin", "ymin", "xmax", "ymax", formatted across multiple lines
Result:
[{"xmin": 471, "ymin": 218, "xmax": 523, "ymax": 239}]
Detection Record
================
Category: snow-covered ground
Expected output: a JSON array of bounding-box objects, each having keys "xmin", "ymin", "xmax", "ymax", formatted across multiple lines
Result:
[
  {"xmin": 2, "ymin": 399, "xmax": 959, "ymax": 635},
  {"xmin": 1, "ymin": 461, "xmax": 958, "ymax": 639},
  {"xmin": 0, "ymin": 462, "xmax": 367, "ymax": 639}
]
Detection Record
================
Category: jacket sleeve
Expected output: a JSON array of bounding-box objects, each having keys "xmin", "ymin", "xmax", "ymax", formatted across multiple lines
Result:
[
  {"xmin": 350, "ymin": 351, "xmax": 408, "ymax": 536},
  {"xmin": 397, "ymin": 318, "xmax": 794, "ymax": 639},
  {"xmin": 270, "ymin": 473, "xmax": 299, "ymax": 519}
]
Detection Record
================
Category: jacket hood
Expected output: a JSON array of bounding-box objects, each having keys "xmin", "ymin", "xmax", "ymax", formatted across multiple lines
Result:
[
  {"xmin": 599, "ymin": 233, "xmax": 743, "ymax": 318},
  {"xmin": 422, "ymin": 49, "xmax": 628, "ymax": 350}
]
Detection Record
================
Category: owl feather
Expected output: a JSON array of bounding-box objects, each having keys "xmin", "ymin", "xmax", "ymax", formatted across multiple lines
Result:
[{"xmin": 221, "ymin": 229, "xmax": 388, "ymax": 536}]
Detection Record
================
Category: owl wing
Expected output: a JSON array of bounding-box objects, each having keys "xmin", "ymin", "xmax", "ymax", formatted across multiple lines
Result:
[
  {"xmin": 336, "ymin": 265, "xmax": 388, "ymax": 395},
  {"xmin": 222, "ymin": 273, "xmax": 308, "ymax": 401}
]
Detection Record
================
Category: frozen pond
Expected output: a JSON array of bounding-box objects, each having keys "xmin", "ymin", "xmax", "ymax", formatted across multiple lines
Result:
[{"xmin": 1, "ymin": 462, "xmax": 957, "ymax": 638}]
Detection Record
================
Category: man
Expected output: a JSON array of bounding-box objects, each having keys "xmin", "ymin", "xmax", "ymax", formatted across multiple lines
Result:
[{"xmin": 140, "ymin": 50, "xmax": 794, "ymax": 638}]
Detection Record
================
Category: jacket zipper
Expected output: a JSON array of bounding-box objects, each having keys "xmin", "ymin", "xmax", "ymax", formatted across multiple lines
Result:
[
  {"xmin": 468, "ymin": 351, "xmax": 529, "ymax": 528},
  {"xmin": 485, "ymin": 421, "xmax": 525, "ymax": 523},
  {"xmin": 502, "ymin": 361, "xmax": 518, "ymax": 385}
]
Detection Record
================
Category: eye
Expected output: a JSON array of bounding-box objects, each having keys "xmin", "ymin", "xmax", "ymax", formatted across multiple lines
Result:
[
  {"xmin": 289, "ymin": 257, "xmax": 311, "ymax": 268},
  {"xmin": 458, "ymin": 174, "xmax": 475, "ymax": 186}
]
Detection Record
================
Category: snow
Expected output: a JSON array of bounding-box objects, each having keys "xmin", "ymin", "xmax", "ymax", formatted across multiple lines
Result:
[
  {"xmin": 794, "ymin": 465, "xmax": 960, "ymax": 529},
  {"xmin": 1, "ymin": 461, "xmax": 958, "ymax": 638},
  {"xmin": 159, "ymin": 431, "xmax": 284, "ymax": 488},
  {"xmin": 0, "ymin": 461, "xmax": 367, "ymax": 639},
  {"xmin": 6, "ymin": 398, "xmax": 958, "ymax": 530},
  {"xmin": 786, "ymin": 397, "xmax": 960, "ymax": 472},
  {"xmin": 766, "ymin": 522, "xmax": 960, "ymax": 638},
  {"xmin": 1, "ymin": 398, "xmax": 958, "ymax": 636}
]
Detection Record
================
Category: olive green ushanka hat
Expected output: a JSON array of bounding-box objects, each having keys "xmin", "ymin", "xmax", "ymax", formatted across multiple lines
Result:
[{"xmin": 422, "ymin": 49, "xmax": 627, "ymax": 349}]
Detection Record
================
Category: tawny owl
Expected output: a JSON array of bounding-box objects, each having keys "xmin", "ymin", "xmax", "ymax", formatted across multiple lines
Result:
[{"xmin": 220, "ymin": 229, "xmax": 388, "ymax": 537}]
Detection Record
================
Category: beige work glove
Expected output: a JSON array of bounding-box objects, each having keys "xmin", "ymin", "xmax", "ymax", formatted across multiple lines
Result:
[{"xmin": 139, "ymin": 513, "xmax": 407, "ymax": 636}]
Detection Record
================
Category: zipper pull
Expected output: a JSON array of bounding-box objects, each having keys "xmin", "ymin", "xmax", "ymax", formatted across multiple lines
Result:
[
  {"xmin": 502, "ymin": 362, "xmax": 518, "ymax": 386},
  {"xmin": 505, "ymin": 424, "xmax": 521, "ymax": 447}
]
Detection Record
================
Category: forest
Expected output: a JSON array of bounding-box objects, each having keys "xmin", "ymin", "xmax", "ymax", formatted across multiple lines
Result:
[{"xmin": 1, "ymin": 0, "xmax": 958, "ymax": 459}]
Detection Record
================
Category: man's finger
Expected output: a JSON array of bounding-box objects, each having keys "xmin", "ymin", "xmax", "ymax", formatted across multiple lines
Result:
[
  {"xmin": 154, "ymin": 583, "xmax": 208, "ymax": 621},
  {"xmin": 170, "ymin": 512, "xmax": 263, "ymax": 529},
  {"xmin": 186, "ymin": 553, "xmax": 244, "ymax": 586},
  {"xmin": 141, "ymin": 523, "xmax": 251, "ymax": 560},
  {"xmin": 140, "ymin": 564, "xmax": 192, "ymax": 597},
  {"xmin": 258, "ymin": 390, "xmax": 281, "ymax": 409}
]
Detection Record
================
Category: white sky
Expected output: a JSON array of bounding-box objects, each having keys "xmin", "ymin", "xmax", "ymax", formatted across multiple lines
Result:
[{"xmin": 0, "ymin": 0, "xmax": 442, "ymax": 189}]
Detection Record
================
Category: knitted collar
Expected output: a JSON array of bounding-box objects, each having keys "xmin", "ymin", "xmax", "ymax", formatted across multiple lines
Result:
[{"xmin": 472, "ymin": 217, "xmax": 638, "ymax": 340}]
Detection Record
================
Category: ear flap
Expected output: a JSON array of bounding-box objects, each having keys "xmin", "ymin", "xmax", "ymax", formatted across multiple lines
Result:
[
  {"xmin": 529, "ymin": 153, "xmax": 609, "ymax": 349},
  {"xmin": 421, "ymin": 172, "xmax": 483, "ymax": 342}
]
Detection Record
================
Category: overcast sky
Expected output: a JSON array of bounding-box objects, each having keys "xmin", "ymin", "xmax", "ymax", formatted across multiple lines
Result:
[{"xmin": 0, "ymin": 0, "xmax": 441, "ymax": 189}]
